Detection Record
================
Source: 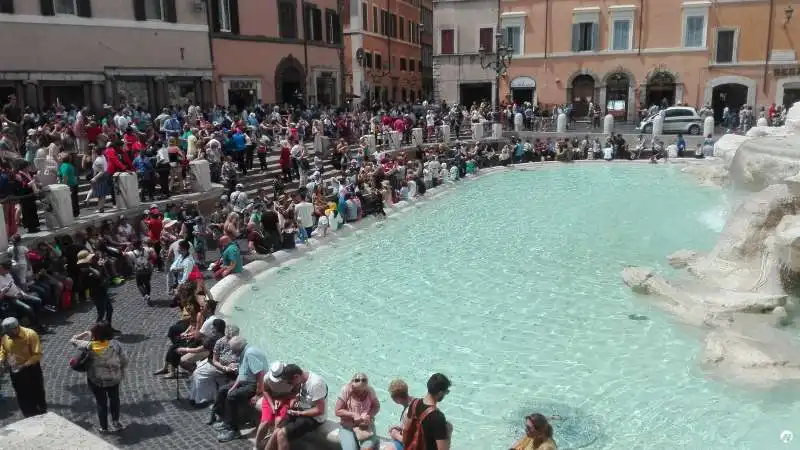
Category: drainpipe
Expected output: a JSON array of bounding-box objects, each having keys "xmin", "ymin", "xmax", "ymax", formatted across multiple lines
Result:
[
  {"xmin": 205, "ymin": 1, "xmax": 216, "ymax": 107},
  {"xmin": 544, "ymin": 0, "xmax": 549, "ymax": 59},
  {"xmin": 637, "ymin": 0, "xmax": 644, "ymax": 56},
  {"xmin": 763, "ymin": 0, "xmax": 775, "ymax": 94}
]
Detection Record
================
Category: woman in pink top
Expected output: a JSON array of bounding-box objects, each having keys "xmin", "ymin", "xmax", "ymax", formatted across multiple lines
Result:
[{"xmin": 335, "ymin": 372, "xmax": 381, "ymax": 450}]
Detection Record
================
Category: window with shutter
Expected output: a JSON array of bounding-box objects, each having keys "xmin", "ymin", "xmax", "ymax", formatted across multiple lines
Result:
[
  {"xmin": 573, "ymin": 22, "xmax": 595, "ymax": 52},
  {"xmin": 683, "ymin": 14, "xmax": 706, "ymax": 48},
  {"xmin": 479, "ymin": 27, "xmax": 493, "ymax": 53},
  {"xmin": 163, "ymin": 0, "xmax": 176, "ymax": 22},
  {"xmin": 361, "ymin": 2, "xmax": 367, "ymax": 30},
  {"xmin": 325, "ymin": 9, "xmax": 341, "ymax": 44},
  {"xmin": 391, "ymin": 14, "xmax": 397, "ymax": 38},
  {"xmin": 409, "ymin": 59, "xmax": 415, "ymax": 71},
  {"xmin": 400, "ymin": 58, "xmax": 406, "ymax": 71},
  {"xmin": 715, "ymin": 29, "xmax": 735, "ymax": 63},
  {"xmin": 217, "ymin": 0, "xmax": 230, "ymax": 31},
  {"xmin": 312, "ymin": 8, "xmax": 322, "ymax": 41},
  {"xmin": 440, "ymin": 29, "xmax": 454, "ymax": 54},
  {"xmin": 279, "ymin": 0, "xmax": 297, "ymax": 38},
  {"xmin": 375, "ymin": 54, "xmax": 383, "ymax": 70},
  {"xmin": 0, "ymin": 0, "xmax": 14, "ymax": 14},
  {"xmin": 142, "ymin": 0, "xmax": 164, "ymax": 20},
  {"xmin": 399, "ymin": 17, "xmax": 405, "ymax": 40},
  {"xmin": 372, "ymin": 6, "xmax": 378, "ymax": 33},
  {"xmin": 133, "ymin": 0, "xmax": 146, "ymax": 21},
  {"xmin": 75, "ymin": 0, "xmax": 91, "ymax": 17},
  {"xmin": 51, "ymin": 0, "xmax": 76, "ymax": 15}
]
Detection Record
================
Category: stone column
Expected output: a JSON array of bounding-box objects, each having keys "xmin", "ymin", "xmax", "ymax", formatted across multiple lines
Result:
[
  {"xmin": 90, "ymin": 82, "xmax": 104, "ymax": 112},
  {"xmin": 154, "ymin": 77, "xmax": 166, "ymax": 109},
  {"xmin": 201, "ymin": 77, "xmax": 213, "ymax": 108},
  {"xmin": 23, "ymin": 81, "xmax": 38, "ymax": 111},
  {"xmin": 104, "ymin": 78, "xmax": 115, "ymax": 107}
]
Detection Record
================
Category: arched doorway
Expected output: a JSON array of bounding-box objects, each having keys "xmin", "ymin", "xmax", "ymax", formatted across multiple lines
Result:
[
  {"xmin": 571, "ymin": 74, "xmax": 595, "ymax": 118},
  {"xmin": 645, "ymin": 72, "xmax": 676, "ymax": 108},
  {"xmin": 274, "ymin": 55, "xmax": 306, "ymax": 106},
  {"xmin": 605, "ymin": 72, "xmax": 631, "ymax": 121},
  {"xmin": 711, "ymin": 84, "xmax": 748, "ymax": 123}
]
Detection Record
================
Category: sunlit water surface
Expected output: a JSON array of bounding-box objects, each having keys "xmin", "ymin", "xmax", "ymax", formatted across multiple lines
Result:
[{"xmin": 232, "ymin": 164, "xmax": 800, "ymax": 449}]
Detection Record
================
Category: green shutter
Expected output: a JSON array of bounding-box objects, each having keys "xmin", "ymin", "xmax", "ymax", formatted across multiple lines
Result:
[
  {"xmin": 571, "ymin": 23, "xmax": 580, "ymax": 52},
  {"xmin": 591, "ymin": 22, "xmax": 600, "ymax": 51}
]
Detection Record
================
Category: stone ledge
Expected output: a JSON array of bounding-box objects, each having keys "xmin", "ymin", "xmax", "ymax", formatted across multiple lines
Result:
[{"xmin": 0, "ymin": 412, "xmax": 119, "ymax": 450}]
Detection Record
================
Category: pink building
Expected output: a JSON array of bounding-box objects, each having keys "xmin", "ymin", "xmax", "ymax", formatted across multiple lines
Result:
[{"xmin": 210, "ymin": 0, "xmax": 344, "ymax": 108}]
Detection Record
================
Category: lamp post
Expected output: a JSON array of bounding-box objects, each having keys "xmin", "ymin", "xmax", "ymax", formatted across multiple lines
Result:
[
  {"xmin": 786, "ymin": 4, "xmax": 795, "ymax": 26},
  {"xmin": 479, "ymin": 24, "xmax": 512, "ymax": 114}
]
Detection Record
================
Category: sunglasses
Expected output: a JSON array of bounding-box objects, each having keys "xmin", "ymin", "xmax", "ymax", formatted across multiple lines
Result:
[{"xmin": 353, "ymin": 378, "xmax": 368, "ymax": 383}]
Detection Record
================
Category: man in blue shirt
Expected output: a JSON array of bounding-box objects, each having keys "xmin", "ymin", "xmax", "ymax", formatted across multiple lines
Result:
[
  {"xmin": 133, "ymin": 152, "xmax": 155, "ymax": 201},
  {"xmin": 214, "ymin": 236, "xmax": 243, "ymax": 280},
  {"xmin": 212, "ymin": 336, "xmax": 268, "ymax": 442},
  {"xmin": 231, "ymin": 129, "xmax": 247, "ymax": 174}
]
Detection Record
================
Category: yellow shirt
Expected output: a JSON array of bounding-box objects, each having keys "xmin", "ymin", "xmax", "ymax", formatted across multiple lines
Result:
[
  {"xmin": 0, "ymin": 326, "xmax": 42, "ymax": 369},
  {"xmin": 514, "ymin": 437, "xmax": 557, "ymax": 450}
]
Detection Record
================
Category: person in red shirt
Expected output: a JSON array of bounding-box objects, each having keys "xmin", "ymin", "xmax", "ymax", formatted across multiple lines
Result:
[{"xmin": 144, "ymin": 208, "xmax": 164, "ymax": 271}]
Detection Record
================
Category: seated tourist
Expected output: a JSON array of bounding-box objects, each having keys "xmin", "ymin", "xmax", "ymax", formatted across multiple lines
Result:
[
  {"xmin": 381, "ymin": 379, "xmax": 413, "ymax": 450},
  {"xmin": 209, "ymin": 236, "xmax": 242, "ymax": 280},
  {"xmin": 213, "ymin": 336, "xmax": 268, "ymax": 443},
  {"xmin": 254, "ymin": 361, "xmax": 299, "ymax": 448},
  {"xmin": 336, "ymin": 372, "xmax": 381, "ymax": 450},
  {"xmin": 264, "ymin": 364, "xmax": 328, "ymax": 450},
  {"xmin": 154, "ymin": 282, "xmax": 203, "ymax": 378},
  {"xmin": 169, "ymin": 240, "xmax": 196, "ymax": 293},
  {"xmin": 0, "ymin": 259, "xmax": 48, "ymax": 333},
  {"xmin": 509, "ymin": 413, "xmax": 556, "ymax": 450},
  {"xmin": 190, "ymin": 324, "xmax": 240, "ymax": 407},
  {"xmin": 176, "ymin": 299, "xmax": 220, "ymax": 371},
  {"xmin": 247, "ymin": 222, "xmax": 270, "ymax": 255}
]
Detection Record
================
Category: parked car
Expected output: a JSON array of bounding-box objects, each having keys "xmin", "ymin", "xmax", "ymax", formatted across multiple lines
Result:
[{"xmin": 637, "ymin": 106, "xmax": 703, "ymax": 135}]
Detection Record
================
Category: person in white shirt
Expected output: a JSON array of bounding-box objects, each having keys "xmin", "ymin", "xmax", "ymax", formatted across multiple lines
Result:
[
  {"xmin": 229, "ymin": 184, "xmax": 249, "ymax": 214},
  {"xmin": 113, "ymin": 111, "xmax": 129, "ymax": 131},
  {"xmin": 264, "ymin": 364, "xmax": 328, "ymax": 450},
  {"xmin": 290, "ymin": 142, "xmax": 304, "ymax": 179},
  {"xmin": 186, "ymin": 129, "xmax": 199, "ymax": 161},
  {"xmin": 294, "ymin": 194, "xmax": 315, "ymax": 237}
]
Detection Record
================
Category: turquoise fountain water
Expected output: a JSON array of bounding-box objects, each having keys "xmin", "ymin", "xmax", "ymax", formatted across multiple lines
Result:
[{"xmin": 231, "ymin": 164, "xmax": 800, "ymax": 449}]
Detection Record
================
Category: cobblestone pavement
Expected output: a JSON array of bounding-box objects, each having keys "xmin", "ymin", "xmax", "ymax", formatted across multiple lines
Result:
[{"xmin": 0, "ymin": 270, "xmax": 252, "ymax": 449}]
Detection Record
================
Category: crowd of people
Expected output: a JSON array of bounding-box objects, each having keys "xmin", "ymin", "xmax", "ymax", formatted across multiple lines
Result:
[{"xmin": 0, "ymin": 90, "xmax": 755, "ymax": 450}]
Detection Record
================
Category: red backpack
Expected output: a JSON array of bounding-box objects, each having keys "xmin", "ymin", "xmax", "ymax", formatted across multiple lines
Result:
[{"xmin": 402, "ymin": 398, "xmax": 438, "ymax": 450}]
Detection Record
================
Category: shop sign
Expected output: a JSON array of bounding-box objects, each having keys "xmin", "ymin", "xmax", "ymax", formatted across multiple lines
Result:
[
  {"xmin": 229, "ymin": 80, "xmax": 258, "ymax": 91},
  {"xmin": 510, "ymin": 76, "xmax": 536, "ymax": 89},
  {"xmin": 774, "ymin": 67, "xmax": 800, "ymax": 77}
]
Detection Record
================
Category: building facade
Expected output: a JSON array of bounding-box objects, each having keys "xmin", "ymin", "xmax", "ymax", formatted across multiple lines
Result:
[
  {"xmin": 210, "ymin": 0, "xmax": 343, "ymax": 108},
  {"xmin": 434, "ymin": 0, "xmax": 800, "ymax": 122},
  {"xmin": 0, "ymin": 0, "xmax": 213, "ymax": 111},
  {"xmin": 344, "ymin": 0, "xmax": 429, "ymax": 104},
  {"xmin": 432, "ymin": 0, "xmax": 501, "ymax": 107}
]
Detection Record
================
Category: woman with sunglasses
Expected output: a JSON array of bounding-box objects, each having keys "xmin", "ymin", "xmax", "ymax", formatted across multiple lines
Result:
[
  {"xmin": 335, "ymin": 372, "xmax": 381, "ymax": 450},
  {"xmin": 509, "ymin": 413, "xmax": 557, "ymax": 450}
]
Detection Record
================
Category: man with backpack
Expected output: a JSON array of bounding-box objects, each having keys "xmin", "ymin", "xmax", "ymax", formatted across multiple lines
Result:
[{"xmin": 401, "ymin": 373, "xmax": 452, "ymax": 450}]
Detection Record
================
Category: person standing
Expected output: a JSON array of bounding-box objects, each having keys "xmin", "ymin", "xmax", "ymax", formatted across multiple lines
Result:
[
  {"xmin": 70, "ymin": 321, "xmax": 128, "ymax": 434},
  {"xmin": 0, "ymin": 317, "xmax": 47, "ymax": 417},
  {"xmin": 77, "ymin": 251, "xmax": 117, "ymax": 332},
  {"xmin": 401, "ymin": 373, "xmax": 451, "ymax": 450},
  {"xmin": 57, "ymin": 153, "xmax": 80, "ymax": 218},
  {"xmin": 125, "ymin": 239, "xmax": 155, "ymax": 306}
]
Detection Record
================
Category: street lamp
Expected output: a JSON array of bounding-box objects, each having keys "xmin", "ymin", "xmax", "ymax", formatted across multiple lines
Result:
[
  {"xmin": 785, "ymin": 5, "xmax": 794, "ymax": 25},
  {"xmin": 479, "ymin": 29, "xmax": 513, "ymax": 112}
]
